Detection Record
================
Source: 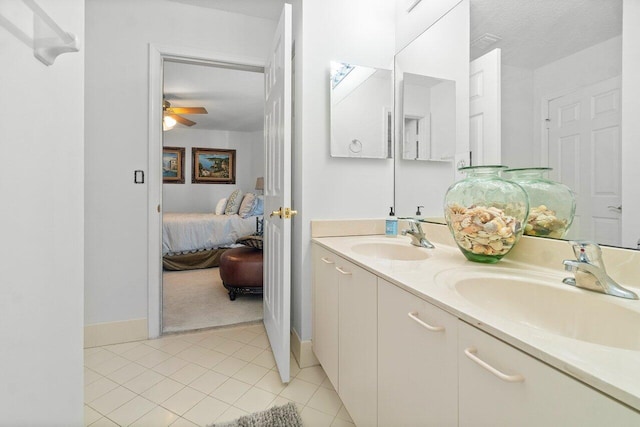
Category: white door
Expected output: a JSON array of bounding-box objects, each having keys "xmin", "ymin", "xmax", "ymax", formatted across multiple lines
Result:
[
  {"xmin": 469, "ymin": 48, "xmax": 501, "ymax": 165},
  {"xmin": 263, "ymin": 4, "xmax": 293, "ymax": 383},
  {"xmin": 547, "ymin": 77, "xmax": 622, "ymax": 246}
]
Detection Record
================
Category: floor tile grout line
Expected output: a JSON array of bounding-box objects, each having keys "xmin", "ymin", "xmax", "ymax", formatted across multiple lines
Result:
[{"xmin": 85, "ymin": 324, "xmax": 352, "ymax": 427}]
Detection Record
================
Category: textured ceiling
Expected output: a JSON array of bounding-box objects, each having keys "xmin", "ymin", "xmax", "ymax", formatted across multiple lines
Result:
[
  {"xmin": 163, "ymin": 60, "xmax": 264, "ymax": 132},
  {"xmin": 471, "ymin": 0, "xmax": 622, "ymax": 69}
]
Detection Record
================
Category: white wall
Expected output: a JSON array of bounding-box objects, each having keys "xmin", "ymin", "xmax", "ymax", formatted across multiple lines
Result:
[
  {"xmin": 292, "ymin": 0, "xmax": 396, "ymax": 341},
  {"xmin": 395, "ymin": 0, "xmax": 463, "ymax": 52},
  {"xmin": 0, "ymin": 0, "xmax": 84, "ymax": 423},
  {"xmin": 163, "ymin": 129, "xmax": 264, "ymax": 213},
  {"xmin": 501, "ymin": 65, "xmax": 534, "ymax": 168},
  {"xmin": 621, "ymin": 0, "xmax": 640, "ymax": 248},
  {"xmin": 85, "ymin": 0, "xmax": 276, "ymax": 326}
]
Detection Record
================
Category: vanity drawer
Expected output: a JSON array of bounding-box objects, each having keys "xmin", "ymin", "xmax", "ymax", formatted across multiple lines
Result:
[{"xmin": 458, "ymin": 321, "xmax": 640, "ymax": 426}]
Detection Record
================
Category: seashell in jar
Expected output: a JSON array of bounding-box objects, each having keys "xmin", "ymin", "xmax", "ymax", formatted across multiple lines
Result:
[{"xmin": 460, "ymin": 216, "xmax": 472, "ymax": 228}]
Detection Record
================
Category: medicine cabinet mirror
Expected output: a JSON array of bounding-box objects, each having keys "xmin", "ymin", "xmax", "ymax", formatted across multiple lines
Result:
[
  {"xmin": 330, "ymin": 61, "xmax": 393, "ymax": 159},
  {"xmin": 401, "ymin": 73, "xmax": 456, "ymax": 161}
]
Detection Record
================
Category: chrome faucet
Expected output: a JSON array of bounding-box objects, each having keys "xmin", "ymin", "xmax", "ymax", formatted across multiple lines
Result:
[
  {"xmin": 562, "ymin": 241, "xmax": 638, "ymax": 300},
  {"xmin": 400, "ymin": 218, "xmax": 435, "ymax": 249}
]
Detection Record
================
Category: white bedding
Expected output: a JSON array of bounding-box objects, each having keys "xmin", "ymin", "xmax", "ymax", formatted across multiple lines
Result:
[{"xmin": 163, "ymin": 213, "xmax": 259, "ymax": 255}]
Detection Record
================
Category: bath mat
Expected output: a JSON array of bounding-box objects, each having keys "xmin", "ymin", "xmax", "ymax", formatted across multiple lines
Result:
[{"xmin": 209, "ymin": 402, "xmax": 303, "ymax": 427}]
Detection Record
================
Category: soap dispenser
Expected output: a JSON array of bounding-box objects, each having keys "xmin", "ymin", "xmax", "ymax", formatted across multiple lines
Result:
[{"xmin": 386, "ymin": 207, "xmax": 397, "ymax": 237}]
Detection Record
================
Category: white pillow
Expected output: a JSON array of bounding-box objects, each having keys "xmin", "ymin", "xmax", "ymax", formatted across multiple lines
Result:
[
  {"xmin": 225, "ymin": 189, "xmax": 244, "ymax": 215},
  {"xmin": 214, "ymin": 198, "xmax": 227, "ymax": 215},
  {"xmin": 238, "ymin": 193, "xmax": 257, "ymax": 218}
]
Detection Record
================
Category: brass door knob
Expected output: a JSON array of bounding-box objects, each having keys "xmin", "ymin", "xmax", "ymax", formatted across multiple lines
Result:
[
  {"xmin": 270, "ymin": 208, "xmax": 283, "ymax": 218},
  {"xmin": 270, "ymin": 207, "xmax": 298, "ymax": 219}
]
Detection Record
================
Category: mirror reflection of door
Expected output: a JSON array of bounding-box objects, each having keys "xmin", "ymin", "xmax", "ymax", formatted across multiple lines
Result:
[{"xmin": 547, "ymin": 76, "xmax": 622, "ymax": 246}]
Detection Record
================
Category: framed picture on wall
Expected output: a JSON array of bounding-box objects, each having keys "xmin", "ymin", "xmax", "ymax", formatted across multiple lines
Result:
[
  {"xmin": 192, "ymin": 147, "xmax": 236, "ymax": 184},
  {"xmin": 162, "ymin": 146, "xmax": 185, "ymax": 184}
]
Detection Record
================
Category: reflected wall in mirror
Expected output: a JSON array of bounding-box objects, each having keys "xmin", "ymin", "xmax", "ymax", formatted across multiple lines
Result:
[
  {"xmin": 470, "ymin": 0, "xmax": 624, "ymax": 248},
  {"xmin": 394, "ymin": 1, "xmax": 470, "ymax": 221},
  {"xmin": 330, "ymin": 61, "xmax": 392, "ymax": 158},
  {"xmin": 402, "ymin": 74, "xmax": 456, "ymax": 161},
  {"xmin": 394, "ymin": 0, "xmax": 640, "ymax": 249}
]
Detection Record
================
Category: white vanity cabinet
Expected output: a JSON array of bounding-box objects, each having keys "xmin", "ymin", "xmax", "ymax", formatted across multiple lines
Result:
[
  {"xmin": 312, "ymin": 241, "xmax": 640, "ymax": 427},
  {"xmin": 312, "ymin": 245, "xmax": 340, "ymax": 388},
  {"xmin": 312, "ymin": 245, "xmax": 378, "ymax": 427},
  {"xmin": 337, "ymin": 256, "xmax": 378, "ymax": 427},
  {"xmin": 378, "ymin": 279, "xmax": 458, "ymax": 426},
  {"xmin": 458, "ymin": 321, "xmax": 639, "ymax": 427}
]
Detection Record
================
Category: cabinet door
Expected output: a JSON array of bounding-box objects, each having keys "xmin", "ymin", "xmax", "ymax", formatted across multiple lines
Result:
[
  {"xmin": 338, "ymin": 258, "xmax": 378, "ymax": 427},
  {"xmin": 459, "ymin": 321, "xmax": 640, "ymax": 427},
  {"xmin": 378, "ymin": 279, "xmax": 458, "ymax": 427},
  {"xmin": 312, "ymin": 245, "xmax": 339, "ymax": 389}
]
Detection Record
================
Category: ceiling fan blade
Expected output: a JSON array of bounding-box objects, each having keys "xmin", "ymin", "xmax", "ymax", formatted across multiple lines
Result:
[
  {"xmin": 169, "ymin": 107, "xmax": 208, "ymax": 115},
  {"xmin": 171, "ymin": 114, "xmax": 196, "ymax": 127}
]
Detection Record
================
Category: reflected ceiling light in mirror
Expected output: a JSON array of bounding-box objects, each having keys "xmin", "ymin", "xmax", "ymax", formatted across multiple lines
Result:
[{"xmin": 330, "ymin": 61, "xmax": 355, "ymax": 88}]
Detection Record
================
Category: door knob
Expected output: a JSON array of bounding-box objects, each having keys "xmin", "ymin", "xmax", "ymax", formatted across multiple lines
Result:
[{"xmin": 270, "ymin": 207, "xmax": 298, "ymax": 219}]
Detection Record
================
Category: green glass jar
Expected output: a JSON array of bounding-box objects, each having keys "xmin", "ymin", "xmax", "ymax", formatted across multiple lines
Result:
[
  {"xmin": 503, "ymin": 167, "xmax": 576, "ymax": 239},
  {"xmin": 444, "ymin": 165, "xmax": 529, "ymax": 263}
]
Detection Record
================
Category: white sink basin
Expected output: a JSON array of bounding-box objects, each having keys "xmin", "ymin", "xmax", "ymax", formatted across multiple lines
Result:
[
  {"xmin": 351, "ymin": 242, "xmax": 430, "ymax": 261},
  {"xmin": 436, "ymin": 267, "xmax": 640, "ymax": 351}
]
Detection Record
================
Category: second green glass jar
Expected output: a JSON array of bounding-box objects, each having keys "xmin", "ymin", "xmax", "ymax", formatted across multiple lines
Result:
[
  {"xmin": 444, "ymin": 165, "xmax": 529, "ymax": 263},
  {"xmin": 502, "ymin": 167, "xmax": 576, "ymax": 239}
]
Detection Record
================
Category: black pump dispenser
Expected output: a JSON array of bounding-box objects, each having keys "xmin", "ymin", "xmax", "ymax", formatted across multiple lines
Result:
[{"xmin": 389, "ymin": 207, "xmax": 395, "ymax": 216}]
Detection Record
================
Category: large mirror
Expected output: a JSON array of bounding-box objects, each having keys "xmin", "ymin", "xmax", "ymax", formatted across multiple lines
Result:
[
  {"xmin": 330, "ymin": 61, "xmax": 393, "ymax": 158},
  {"xmin": 395, "ymin": 0, "xmax": 640, "ymax": 250},
  {"xmin": 402, "ymin": 74, "xmax": 456, "ymax": 161}
]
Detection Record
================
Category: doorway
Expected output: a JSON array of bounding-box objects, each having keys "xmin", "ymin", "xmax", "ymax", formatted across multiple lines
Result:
[
  {"xmin": 161, "ymin": 59, "xmax": 266, "ymax": 333},
  {"xmin": 147, "ymin": 45, "xmax": 268, "ymax": 338}
]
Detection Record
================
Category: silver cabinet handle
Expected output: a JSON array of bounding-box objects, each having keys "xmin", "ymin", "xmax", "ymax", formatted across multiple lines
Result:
[
  {"xmin": 464, "ymin": 347, "xmax": 525, "ymax": 383},
  {"xmin": 408, "ymin": 311, "xmax": 444, "ymax": 332},
  {"xmin": 321, "ymin": 257, "xmax": 335, "ymax": 264},
  {"xmin": 608, "ymin": 205, "xmax": 622, "ymax": 212},
  {"xmin": 335, "ymin": 266, "xmax": 352, "ymax": 275}
]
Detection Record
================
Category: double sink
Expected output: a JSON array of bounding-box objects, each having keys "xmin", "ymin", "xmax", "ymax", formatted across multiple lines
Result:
[{"xmin": 348, "ymin": 240, "xmax": 640, "ymax": 352}]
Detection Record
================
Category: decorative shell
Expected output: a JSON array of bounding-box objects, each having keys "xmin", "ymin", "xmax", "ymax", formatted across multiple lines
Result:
[{"xmin": 446, "ymin": 204, "xmax": 522, "ymax": 256}]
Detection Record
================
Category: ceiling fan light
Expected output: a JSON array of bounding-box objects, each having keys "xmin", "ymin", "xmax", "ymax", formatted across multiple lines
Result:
[{"xmin": 163, "ymin": 115, "xmax": 177, "ymax": 131}]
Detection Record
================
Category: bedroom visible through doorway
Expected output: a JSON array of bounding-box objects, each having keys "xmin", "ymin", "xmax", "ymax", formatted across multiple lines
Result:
[{"xmin": 161, "ymin": 59, "xmax": 266, "ymax": 334}]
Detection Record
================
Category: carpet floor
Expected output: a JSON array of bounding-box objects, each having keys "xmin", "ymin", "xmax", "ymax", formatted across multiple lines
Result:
[{"xmin": 162, "ymin": 267, "xmax": 263, "ymax": 333}]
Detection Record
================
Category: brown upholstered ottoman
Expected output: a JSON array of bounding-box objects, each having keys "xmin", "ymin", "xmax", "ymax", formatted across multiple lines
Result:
[{"xmin": 219, "ymin": 246, "xmax": 264, "ymax": 301}]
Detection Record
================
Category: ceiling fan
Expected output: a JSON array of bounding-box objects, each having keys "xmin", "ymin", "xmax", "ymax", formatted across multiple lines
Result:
[{"xmin": 163, "ymin": 99, "xmax": 208, "ymax": 129}]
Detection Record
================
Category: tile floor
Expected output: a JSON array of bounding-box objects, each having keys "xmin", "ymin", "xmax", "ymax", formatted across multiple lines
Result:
[{"xmin": 84, "ymin": 323, "xmax": 354, "ymax": 426}]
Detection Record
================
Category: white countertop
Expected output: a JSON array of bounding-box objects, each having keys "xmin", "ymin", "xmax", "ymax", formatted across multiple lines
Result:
[{"xmin": 312, "ymin": 234, "xmax": 640, "ymax": 412}]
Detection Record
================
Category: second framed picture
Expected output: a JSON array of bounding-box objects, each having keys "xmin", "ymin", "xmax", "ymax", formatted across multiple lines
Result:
[{"xmin": 192, "ymin": 147, "xmax": 236, "ymax": 184}]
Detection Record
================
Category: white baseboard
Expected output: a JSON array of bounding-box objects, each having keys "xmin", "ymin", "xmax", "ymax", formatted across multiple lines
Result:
[
  {"xmin": 290, "ymin": 329, "xmax": 319, "ymax": 368},
  {"xmin": 84, "ymin": 318, "xmax": 148, "ymax": 348}
]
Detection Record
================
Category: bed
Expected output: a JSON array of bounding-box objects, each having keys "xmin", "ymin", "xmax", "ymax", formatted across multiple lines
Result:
[{"xmin": 162, "ymin": 213, "xmax": 261, "ymax": 270}]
